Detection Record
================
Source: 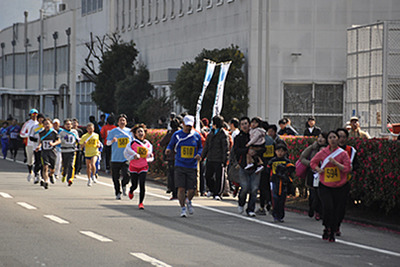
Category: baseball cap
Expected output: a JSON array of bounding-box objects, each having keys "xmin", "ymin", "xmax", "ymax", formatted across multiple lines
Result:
[
  {"xmin": 183, "ymin": 115, "xmax": 195, "ymax": 127},
  {"xmin": 29, "ymin": 108, "xmax": 38, "ymax": 115},
  {"xmin": 350, "ymin": 116, "xmax": 359, "ymax": 122}
]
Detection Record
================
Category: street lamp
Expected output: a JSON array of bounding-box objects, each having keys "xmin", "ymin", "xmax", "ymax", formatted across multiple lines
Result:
[
  {"xmin": 11, "ymin": 40, "xmax": 16, "ymax": 88},
  {"xmin": 1, "ymin": 42, "xmax": 5, "ymax": 87},
  {"xmin": 53, "ymin": 31, "xmax": 58, "ymax": 89}
]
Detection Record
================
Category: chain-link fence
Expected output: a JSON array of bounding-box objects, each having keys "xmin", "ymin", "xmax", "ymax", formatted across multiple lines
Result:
[{"xmin": 346, "ymin": 21, "xmax": 400, "ymax": 137}]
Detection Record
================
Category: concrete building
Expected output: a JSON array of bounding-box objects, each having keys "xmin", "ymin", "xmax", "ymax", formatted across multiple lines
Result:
[{"xmin": 1, "ymin": 0, "xmax": 399, "ymax": 134}]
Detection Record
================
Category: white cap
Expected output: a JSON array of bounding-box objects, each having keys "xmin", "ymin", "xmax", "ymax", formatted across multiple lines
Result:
[
  {"xmin": 183, "ymin": 115, "xmax": 194, "ymax": 127},
  {"xmin": 52, "ymin": 118, "xmax": 60, "ymax": 124}
]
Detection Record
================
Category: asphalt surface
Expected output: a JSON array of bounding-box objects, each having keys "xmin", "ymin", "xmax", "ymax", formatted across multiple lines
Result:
[{"xmin": 1, "ymin": 157, "xmax": 400, "ymax": 267}]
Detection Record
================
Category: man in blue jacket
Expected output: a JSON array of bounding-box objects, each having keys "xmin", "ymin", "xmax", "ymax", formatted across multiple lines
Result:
[{"xmin": 165, "ymin": 115, "xmax": 203, "ymax": 217}]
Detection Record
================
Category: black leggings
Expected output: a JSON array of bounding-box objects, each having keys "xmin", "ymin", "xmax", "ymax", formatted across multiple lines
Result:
[
  {"xmin": 319, "ymin": 183, "xmax": 348, "ymax": 232},
  {"xmin": 130, "ymin": 172, "xmax": 147, "ymax": 204}
]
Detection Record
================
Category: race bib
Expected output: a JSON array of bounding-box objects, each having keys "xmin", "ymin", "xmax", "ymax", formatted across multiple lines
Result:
[
  {"xmin": 181, "ymin": 146, "xmax": 195, "ymax": 159},
  {"xmin": 65, "ymin": 135, "xmax": 75, "ymax": 144},
  {"xmin": 263, "ymin": 145, "xmax": 274, "ymax": 158},
  {"xmin": 87, "ymin": 138, "xmax": 96, "ymax": 146},
  {"xmin": 118, "ymin": 137, "xmax": 129, "ymax": 148},
  {"xmin": 10, "ymin": 132, "xmax": 19, "ymax": 139},
  {"xmin": 324, "ymin": 167, "xmax": 340, "ymax": 183},
  {"xmin": 42, "ymin": 140, "xmax": 52, "ymax": 150},
  {"xmin": 137, "ymin": 146, "xmax": 148, "ymax": 158}
]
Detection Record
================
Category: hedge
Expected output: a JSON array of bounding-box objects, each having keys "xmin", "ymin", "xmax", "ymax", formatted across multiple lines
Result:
[{"xmin": 146, "ymin": 129, "xmax": 400, "ymax": 213}]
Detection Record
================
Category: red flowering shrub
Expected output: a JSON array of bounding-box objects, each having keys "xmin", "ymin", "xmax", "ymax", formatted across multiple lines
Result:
[
  {"xmin": 284, "ymin": 136, "xmax": 400, "ymax": 214},
  {"xmin": 146, "ymin": 129, "xmax": 168, "ymax": 174}
]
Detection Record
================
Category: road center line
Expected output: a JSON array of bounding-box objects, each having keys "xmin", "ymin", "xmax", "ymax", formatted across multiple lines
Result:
[
  {"xmin": 0, "ymin": 192, "xmax": 13, "ymax": 198},
  {"xmin": 17, "ymin": 202, "xmax": 37, "ymax": 210},
  {"xmin": 44, "ymin": 215, "xmax": 70, "ymax": 224},
  {"xmin": 130, "ymin": 252, "xmax": 172, "ymax": 267},
  {"xmin": 73, "ymin": 175, "xmax": 400, "ymax": 258},
  {"xmin": 79, "ymin": 231, "xmax": 113, "ymax": 242}
]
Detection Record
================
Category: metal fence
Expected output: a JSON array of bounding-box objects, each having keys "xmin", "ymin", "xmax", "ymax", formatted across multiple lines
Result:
[{"xmin": 346, "ymin": 21, "xmax": 400, "ymax": 137}]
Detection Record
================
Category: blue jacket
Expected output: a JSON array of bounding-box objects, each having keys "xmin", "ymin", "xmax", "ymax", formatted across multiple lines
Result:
[{"xmin": 167, "ymin": 129, "xmax": 203, "ymax": 169}]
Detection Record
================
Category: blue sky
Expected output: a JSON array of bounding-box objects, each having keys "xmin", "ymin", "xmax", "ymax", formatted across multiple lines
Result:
[{"xmin": 0, "ymin": 0, "xmax": 41, "ymax": 31}]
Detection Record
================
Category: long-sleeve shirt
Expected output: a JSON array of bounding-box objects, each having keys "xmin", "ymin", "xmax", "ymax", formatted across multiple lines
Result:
[
  {"xmin": 167, "ymin": 129, "xmax": 203, "ymax": 169},
  {"xmin": 310, "ymin": 146, "xmax": 351, "ymax": 188}
]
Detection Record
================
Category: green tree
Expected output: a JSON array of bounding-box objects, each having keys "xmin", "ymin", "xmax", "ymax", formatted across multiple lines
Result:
[{"xmin": 172, "ymin": 45, "xmax": 249, "ymax": 121}]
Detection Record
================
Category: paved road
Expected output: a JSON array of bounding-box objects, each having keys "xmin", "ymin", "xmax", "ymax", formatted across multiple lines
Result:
[{"xmin": 1, "ymin": 158, "xmax": 399, "ymax": 266}]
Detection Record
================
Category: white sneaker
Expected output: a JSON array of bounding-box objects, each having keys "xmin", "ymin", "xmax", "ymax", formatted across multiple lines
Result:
[
  {"xmin": 255, "ymin": 165, "xmax": 264, "ymax": 174},
  {"xmin": 33, "ymin": 175, "xmax": 39, "ymax": 184},
  {"xmin": 91, "ymin": 176, "xmax": 97, "ymax": 183},
  {"xmin": 248, "ymin": 211, "xmax": 256, "ymax": 217},
  {"xmin": 87, "ymin": 179, "xmax": 92, "ymax": 187},
  {"xmin": 27, "ymin": 173, "xmax": 32, "ymax": 182},
  {"xmin": 244, "ymin": 163, "xmax": 254, "ymax": 170},
  {"xmin": 186, "ymin": 200, "xmax": 194, "ymax": 215},
  {"xmin": 238, "ymin": 205, "xmax": 244, "ymax": 214},
  {"xmin": 116, "ymin": 193, "xmax": 121, "ymax": 200},
  {"xmin": 180, "ymin": 207, "xmax": 187, "ymax": 218},
  {"xmin": 206, "ymin": 191, "xmax": 212, "ymax": 198},
  {"xmin": 214, "ymin": 195, "xmax": 221, "ymax": 201}
]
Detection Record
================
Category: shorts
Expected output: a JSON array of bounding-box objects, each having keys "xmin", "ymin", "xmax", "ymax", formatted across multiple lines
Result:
[
  {"xmin": 41, "ymin": 151, "xmax": 56, "ymax": 169},
  {"xmin": 174, "ymin": 166, "xmax": 197, "ymax": 190},
  {"xmin": 85, "ymin": 156, "xmax": 98, "ymax": 160}
]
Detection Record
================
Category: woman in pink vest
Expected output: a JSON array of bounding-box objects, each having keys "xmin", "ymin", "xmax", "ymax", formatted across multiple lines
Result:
[
  {"xmin": 123, "ymin": 124, "xmax": 154, "ymax": 209},
  {"xmin": 310, "ymin": 130, "xmax": 351, "ymax": 242}
]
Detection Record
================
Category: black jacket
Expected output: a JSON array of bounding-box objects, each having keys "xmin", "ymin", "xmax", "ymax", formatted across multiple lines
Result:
[
  {"xmin": 233, "ymin": 130, "xmax": 250, "ymax": 169},
  {"xmin": 303, "ymin": 127, "xmax": 322, "ymax": 137},
  {"xmin": 202, "ymin": 128, "xmax": 229, "ymax": 164}
]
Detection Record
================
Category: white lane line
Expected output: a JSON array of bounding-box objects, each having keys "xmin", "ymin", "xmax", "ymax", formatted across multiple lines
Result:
[
  {"xmin": 17, "ymin": 202, "xmax": 37, "ymax": 210},
  {"xmin": 130, "ymin": 252, "xmax": 172, "ymax": 267},
  {"xmin": 76, "ymin": 176, "xmax": 400, "ymax": 258},
  {"xmin": 0, "ymin": 192, "xmax": 13, "ymax": 198},
  {"xmin": 79, "ymin": 231, "xmax": 113, "ymax": 242},
  {"xmin": 44, "ymin": 215, "xmax": 70, "ymax": 224}
]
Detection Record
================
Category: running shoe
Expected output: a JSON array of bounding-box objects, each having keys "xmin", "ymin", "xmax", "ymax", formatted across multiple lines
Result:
[
  {"xmin": 169, "ymin": 196, "xmax": 178, "ymax": 200},
  {"xmin": 91, "ymin": 175, "xmax": 97, "ymax": 183},
  {"xmin": 68, "ymin": 180, "xmax": 73, "ymax": 186},
  {"xmin": 33, "ymin": 175, "xmax": 39, "ymax": 184},
  {"xmin": 308, "ymin": 209, "xmax": 314, "ymax": 218},
  {"xmin": 180, "ymin": 207, "xmax": 187, "ymax": 218},
  {"xmin": 329, "ymin": 231, "xmax": 335, "ymax": 242},
  {"xmin": 87, "ymin": 179, "xmax": 92, "ymax": 187},
  {"xmin": 266, "ymin": 203, "xmax": 272, "ymax": 212},
  {"xmin": 186, "ymin": 199, "xmax": 194, "ymax": 215},
  {"xmin": 214, "ymin": 195, "xmax": 221, "ymax": 201},
  {"xmin": 278, "ymin": 219, "xmax": 284, "ymax": 223},
  {"xmin": 138, "ymin": 203, "xmax": 144, "ymax": 210},
  {"xmin": 61, "ymin": 176, "xmax": 66, "ymax": 183},
  {"xmin": 256, "ymin": 208, "xmax": 266, "ymax": 215},
  {"xmin": 255, "ymin": 165, "xmax": 264, "ymax": 174},
  {"xmin": 206, "ymin": 191, "xmax": 212, "ymax": 198},
  {"xmin": 49, "ymin": 175, "xmax": 55, "ymax": 184},
  {"xmin": 27, "ymin": 173, "xmax": 32, "ymax": 182},
  {"xmin": 247, "ymin": 211, "xmax": 256, "ymax": 217},
  {"xmin": 40, "ymin": 180, "xmax": 44, "ymax": 187},
  {"xmin": 322, "ymin": 229, "xmax": 329, "ymax": 240},
  {"xmin": 44, "ymin": 182, "xmax": 48, "ymax": 190},
  {"xmin": 129, "ymin": 191, "xmax": 134, "ymax": 200},
  {"xmin": 244, "ymin": 163, "xmax": 254, "ymax": 170},
  {"xmin": 238, "ymin": 205, "xmax": 244, "ymax": 214},
  {"xmin": 122, "ymin": 186, "xmax": 127, "ymax": 196},
  {"xmin": 116, "ymin": 193, "xmax": 121, "ymax": 200},
  {"xmin": 315, "ymin": 212, "xmax": 321, "ymax": 221}
]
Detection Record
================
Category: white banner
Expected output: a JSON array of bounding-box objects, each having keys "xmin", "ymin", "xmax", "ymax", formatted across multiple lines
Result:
[
  {"xmin": 195, "ymin": 60, "xmax": 217, "ymax": 130},
  {"xmin": 212, "ymin": 61, "xmax": 231, "ymax": 119}
]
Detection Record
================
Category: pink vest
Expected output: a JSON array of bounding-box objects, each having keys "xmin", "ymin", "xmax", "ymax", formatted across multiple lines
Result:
[{"xmin": 128, "ymin": 139, "xmax": 153, "ymax": 173}]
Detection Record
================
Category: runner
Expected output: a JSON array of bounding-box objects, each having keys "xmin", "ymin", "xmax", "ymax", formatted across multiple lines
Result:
[
  {"xmin": 165, "ymin": 115, "xmax": 203, "ymax": 217},
  {"xmin": 79, "ymin": 123, "xmax": 101, "ymax": 186},
  {"xmin": 20, "ymin": 109, "xmax": 39, "ymax": 181},
  {"xmin": 7, "ymin": 119, "xmax": 21, "ymax": 161},
  {"xmin": 124, "ymin": 123, "xmax": 154, "ymax": 209},
  {"xmin": 36, "ymin": 118, "xmax": 61, "ymax": 189},
  {"xmin": 28, "ymin": 113, "xmax": 45, "ymax": 184},
  {"xmin": 52, "ymin": 119, "xmax": 62, "ymax": 181},
  {"xmin": 59, "ymin": 119, "xmax": 79, "ymax": 186},
  {"xmin": 106, "ymin": 114, "xmax": 132, "ymax": 199},
  {"xmin": 0, "ymin": 121, "xmax": 9, "ymax": 159}
]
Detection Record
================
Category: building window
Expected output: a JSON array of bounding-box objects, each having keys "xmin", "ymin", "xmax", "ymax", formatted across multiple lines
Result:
[
  {"xmin": 197, "ymin": 0, "xmax": 202, "ymax": 11},
  {"xmin": 140, "ymin": 0, "xmax": 145, "ymax": 26},
  {"xmin": 187, "ymin": 0, "xmax": 193, "ymax": 14},
  {"xmin": 82, "ymin": 0, "xmax": 87, "ymax": 15},
  {"xmin": 179, "ymin": 0, "xmax": 184, "ymax": 17},
  {"xmin": 162, "ymin": 0, "xmax": 167, "ymax": 21},
  {"xmin": 98, "ymin": 0, "xmax": 103, "ymax": 10},
  {"xmin": 216, "ymin": 0, "xmax": 223, "ymax": 6},
  {"xmin": 122, "ymin": 0, "xmax": 125, "ymax": 30},
  {"xmin": 154, "ymin": 0, "xmax": 159, "ymax": 23},
  {"xmin": 128, "ymin": 0, "xmax": 132, "ymax": 28},
  {"xmin": 283, "ymin": 83, "xmax": 344, "ymax": 133},
  {"xmin": 134, "ymin": 0, "xmax": 138, "ymax": 27},
  {"xmin": 116, "ymin": 0, "xmax": 119, "ymax": 30},
  {"xmin": 171, "ymin": 0, "xmax": 175, "ymax": 19},
  {"xmin": 206, "ymin": 0, "xmax": 212, "ymax": 9},
  {"xmin": 148, "ymin": 0, "xmax": 152, "ymax": 25},
  {"xmin": 82, "ymin": 0, "xmax": 103, "ymax": 15}
]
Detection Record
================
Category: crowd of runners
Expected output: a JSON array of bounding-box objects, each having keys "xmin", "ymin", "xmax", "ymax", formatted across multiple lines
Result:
[{"xmin": 1, "ymin": 108, "xmax": 371, "ymax": 243}]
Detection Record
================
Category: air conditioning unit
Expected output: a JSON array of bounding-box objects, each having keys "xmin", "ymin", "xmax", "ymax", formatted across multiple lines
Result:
[{"xmin": 58, "ymin": 3, "xmax": 66, "ymax": 12}]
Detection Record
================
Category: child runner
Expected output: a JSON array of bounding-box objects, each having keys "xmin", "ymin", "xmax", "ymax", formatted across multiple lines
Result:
[
  {"xmin": 79, "ymin": 123, "xmax": 101, "ymax": 186},
  {"xmin": 0, "ymin": 121, "xmax": 9, "ymax": 159},
  {"xmin": 124, "ymin": 123, "xmax": 154, "ymax": 209},
  {"xmin": 59, "ymin": 119, "xmax": 79, "ymax": 186},
  {"xmin": 36, "ymin": 118, "xmax": 61, "ymax": 189},
  {"xmin": 245, "ymin": 117, "xmax": 266, "ymax": 174},
  {"xmin": 7, "ymin": 119, "xmax": 21, "ymax": 161},
  {"xmin": 267, "ymin": 143, "xmax": 295, "ymax": 222}
]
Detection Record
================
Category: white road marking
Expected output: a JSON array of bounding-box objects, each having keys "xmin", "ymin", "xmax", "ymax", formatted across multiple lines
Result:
[
  {"xmin": 0, "ymin": 192, "xmax": 13, "ymax": 198},
  {"xmin": 44, "ymin": 215, "xmax": 70, "ymax": 224},
  {"xmin": 79, "ymin": 231, "xmax": 113, "ymax": 242},
  {"xmin": 130, "ymin": 252, "xmax": 172, "ymax": 267},
  {"xmin": 17, "ymin": 202, "xmax": 37, "ymax": 210}
]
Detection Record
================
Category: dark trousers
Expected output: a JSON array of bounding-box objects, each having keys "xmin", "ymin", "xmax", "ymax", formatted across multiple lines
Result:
[
  {"xmin": 104, "ymin": 145, "xmax": 112, "ymax": 170},
  {"xmin": 337, "ymin": 182, "xmax": 350, "ymax": 229},
  {"xmin": 9, "ymin": 139, "xmax": 19, "ymax": 158},
  {"xmin": 62, "ymin": 152, "xmax": 76, "ymax": 181},
  {"xmin": 111, "ymin": 161, "xmax": 130, "ymax": 195},
  {"xmin": 204, "ymin": 161, "xmax": 224, "ymax": 197},
  {"xmin": 309, "ymin": 187, "xmax": 322, "ymax": 215},
  {"xmin": 272, "ymin": 190, "xmax": 287, "ymax": 220},
  {"xmin": 319, "ymin": 183, "xmax": 349, "ymax": 232},
  {"xmin": 259, "ymin": 167, "xmax": 271, "ymax": 208},
  {"xmin": 74, "ymin": 150, "xmax": 83, "ymax": 174},
  {"xmin": 199, "ymin": 159, "xmax": 206, "ymax": 194},
  {"xmin": 130, "ymin": 171, "xmax": 147, "ymax": 204},
  {"xmin": 33, "ymin": 150, "xmax": 42, "ymax": 176},
  {"xmin": 167, "ymin": 160, "xmax": 177, "ymax": 198}
]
